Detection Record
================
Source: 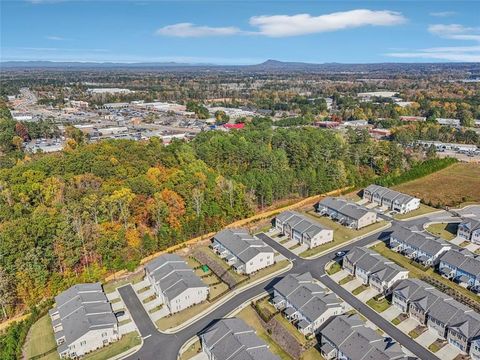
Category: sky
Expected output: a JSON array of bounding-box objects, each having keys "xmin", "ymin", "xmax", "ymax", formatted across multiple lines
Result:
[{"xmin": 1, "ymin": 0, "xmax": 480, "ymax": 64}]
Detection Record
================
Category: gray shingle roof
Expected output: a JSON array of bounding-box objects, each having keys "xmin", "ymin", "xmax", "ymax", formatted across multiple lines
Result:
[
  {"xmin": 320, "ymin": 314, "xmax": 411, "ymax": 360},
  {"xmin": 459, "ymin": 218, "xmax": 480, "ymax": 232},
  {"xmin": 440, "ymin": 249, "xmax": 480, "ymax": 278},
  {"xmin": 276, "ymin": 211, "xmax": 330, "ymax": 237},
  {"xmin": 213, "ymin": 229, "xmax": 274, "ymax": 264},
  {"xmin": 202, "ymin": 318, "xmax": 280, "ymax": 360},
  {"xmin": 273, "ymin": 273, "xmax": 342, "ymax": 322},
  {"xmin": 391, "ymin": 227, "xmax": 450, "ymax": 256},
  {"xmin": 145, "ymin": 254, "xmax": 207, "ymax": 301},
  {"xmin": 317, "ymin": 197, "xmax": 374, "ymax": 221},
  {"xmin": 364, "ymin": 185, "xmax": 418, "ymax": 206},
  {"xmin": 51, "ymin": 283, "xmax": 117, "ymax": 349}
]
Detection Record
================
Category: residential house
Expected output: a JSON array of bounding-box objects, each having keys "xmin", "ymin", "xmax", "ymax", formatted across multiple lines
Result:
[
  {"xmin": 439, "ymin": 249, "xmax": 480, "ymax": 288},
  {"xmin": 391, "ymin": 278, "xmax": 480, "ymax": 357},
  {"xmin": 271, "ymin": 273, "xmax": 343, "ymax": 335},
  {"xmin": 458, "ymin": 218, "xmax": 480, "ymax": 244},
  {"xmin": 363, "ymin": 185, "xmax": 420, "ymax": 214},
  {"xmin": 212, "ymin": 229, "xmax": 275, "ymax": 274},
  {"xmin": 145, "ymin": 254, "xmax": 209, "ymax": 314},
  {"xmin": 389, "ymin": 227, "xmax": 451, "ymax": 266},
  {"xmin": 49, "ymin": 283, "xmax": 119, "ymax": 358},
  {"xmin": 319, "ymin": 314, "xmax": 413, "ymax": 360},
  {"xmin": 201, "ymin": 318, "xmax": 280, "ymax": 360},
  {"xmin": 316, "ymin": 197, "xmax": 377, "ymax": 230},
  {"xmin": 274, "ymin": 211, "xmax": 333, "ymax": 249},
  {"xmin": 343, "ymin": 247, "xmax": 409, "ymax": 293}
]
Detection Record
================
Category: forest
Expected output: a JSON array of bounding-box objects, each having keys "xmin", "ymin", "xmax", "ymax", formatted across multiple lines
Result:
[{"xmin": 0, "ymin": 108, "xmax": 436, "ymax": 319}]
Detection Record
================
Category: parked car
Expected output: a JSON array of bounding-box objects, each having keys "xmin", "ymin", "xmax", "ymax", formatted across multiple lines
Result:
[
  {"xmin": 335, "ymin": 251, "xmax": 346, "ymax": 258},
  {"xmin": 115, "ymin": 310, "xmax": 125, "ymax": 317}
]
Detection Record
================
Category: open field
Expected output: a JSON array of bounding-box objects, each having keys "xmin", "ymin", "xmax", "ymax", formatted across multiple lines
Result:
[
  {"xmin": 103, "ymin": 271, "xmax": 144, "ymax": 294},
  {"xmin": 393, "ymin": 163, "xmax": 480, "ymax": 208},
  {"xmin": 300, "ymin": 212, "xmax": 387, "ymax": 257},
  {"xmin": 23, "ymin": 314, "xmax": 59, "ymax": 360},
  {"xmin": 425, "ymin": 223, "xmax": 458, "ymax": 240},
  {"xmin": 371, "ymin": 242, "xmax": 480, "ymax": 304}
]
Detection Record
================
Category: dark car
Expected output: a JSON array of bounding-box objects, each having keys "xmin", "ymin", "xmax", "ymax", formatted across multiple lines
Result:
[{"xmin": 115, "ymin": 310, "xmax": 125, "ymax": 317}]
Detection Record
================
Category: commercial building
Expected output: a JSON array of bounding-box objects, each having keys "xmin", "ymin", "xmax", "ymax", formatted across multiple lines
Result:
[
  {"xmin": 439, "ymin": 248, "xmax": 480, "ymax": 289},
  {"xmin": 212, "ymin": 229, "xmax": 275, "ymax": 274},
  {"xmin": 49, "ymin": 283, "xmax": 119, "ymax": 358},
  {"xmin": 458, "ymin": 218, "xmax": 480, "ymax": 244},
  {"xmin": 389, "ymin": 227, "xmax": 451, "ymax": 266},
  {"xmin": 271, "ymin": 273, "xmax": 343, "ymax": 335},
  {"xmin": 363, "ymin": 185, "xmax": 420, "ymax": 214},
  {"xmin": 274, "ymin": 211, "xmax": 333, "ymax": 249},
  {"xmin": 145, "ymin": 254, "xmax": 209, "ymax": 314},
  {"xmin": 392, "ymin": 278, "xmax": 480, "ymax": 358},
  {"xmin": 316, "ymin": 197, "xmax": 377, "ymax": 230},
  {"xmin": 201, "ymin": 318, "xmax": 280, "ymax": 360},
  {"xmin": 343, "ymin": 247, "xmax": 409, "ymax": 293},
  {"xmin": 319, "ymin": 314, "xmax": 413, "ymax": 360}
]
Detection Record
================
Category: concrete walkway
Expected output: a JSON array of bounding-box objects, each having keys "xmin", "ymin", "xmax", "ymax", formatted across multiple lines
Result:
[
  {"xmin": 343, "ymin": 278, "xmax": 362, "ymax": 292},
  {"xmin": 435, "ymin": 343, "xmax": 462, "ymax": 360},
  {"xmin": 330, "ymin": 269, "xmax": 349, "ymax": 283},
  {"xmin": 292, "ymin": 243, "xmax": 308, "ymax": 255},
  {"xmin": 382, "ymin": 306, "xmax": 401, "ymax": 321},
  {"xmin": 397, "ymin": 318, "xmax": 418, "ymax": 333},
  {"xmin": 416, "ymin": 329, "xmax": 438, "ymax": 347},
  {"xmin": 356, "ymin": 287, "xmax": 378, "ymax": 302}
]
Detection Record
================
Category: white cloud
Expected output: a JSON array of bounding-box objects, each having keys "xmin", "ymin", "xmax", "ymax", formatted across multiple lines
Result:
[
  {"xmin": 429, "ymin": 11, "xmax": 456, "ymax": 18},
  {"xmin": 45, "ymin": 35, "xmax": 65, "ymax": 41},
  {"xmin": 155, "ymin": 9, "xmax": 406, "ymax": 38},
  {"xmin": 386, "ymin": 45, "xmax": 480, "ymax": 62},
  {"xmin": 155, "ymin": 23, "xmax": 241, "ymax": 37},
  {"xmin": 249, "ymin": 10, "xmax": 406, "ymax": 37},
  {"xmin": 428, "ymin": 24, "xmax": 480, "ymax": 41}
]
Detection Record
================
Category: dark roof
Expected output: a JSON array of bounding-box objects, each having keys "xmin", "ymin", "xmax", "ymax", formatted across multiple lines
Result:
[{"xmin": 317, "ymin": 197, "xmax": 374, "ymax": 221}]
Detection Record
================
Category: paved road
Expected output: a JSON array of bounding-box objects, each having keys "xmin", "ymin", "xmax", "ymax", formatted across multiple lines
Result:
[{"xmin": 119, "ymin": 217, "xmax": 445, "ymax": 360}]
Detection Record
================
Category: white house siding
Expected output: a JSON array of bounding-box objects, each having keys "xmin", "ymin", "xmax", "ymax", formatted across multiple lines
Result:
[
  {"xmin": 62, "ymin": 327, "xmax": 119, "ymax": 358},
  {"xmin": 244, "ymin": 252, "xmax": 274, "ymax": 274},
  {"xmin": 357, "ymin": 213, "xmax": 377, "ymax": 229},
  {"xmin": 472, "ymin": 229, "xmax": 480, "ymax": 245},
  {"xmin": 307, "ymin": 230, "xmax": 333, "ymax": 249},
  {"xmin": 167, "ymin": 287, "xmax": 209, "ymax": 314}
]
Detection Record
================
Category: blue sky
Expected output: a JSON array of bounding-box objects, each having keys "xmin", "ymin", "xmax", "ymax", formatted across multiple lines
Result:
[{"xmin": 1, "ymin": 0, "xmax": 479, "ymax": 63}]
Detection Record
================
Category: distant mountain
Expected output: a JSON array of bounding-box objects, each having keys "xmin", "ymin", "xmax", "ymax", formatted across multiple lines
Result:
[{"xmin": 1, "ymin": 59, "xmax": 479, "ymax": 74}]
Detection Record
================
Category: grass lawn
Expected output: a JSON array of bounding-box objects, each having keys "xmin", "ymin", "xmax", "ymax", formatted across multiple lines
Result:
[
  {"xmin": 425, "ymin": 223, "xmax": 458, "ymax": 240},
  {"xmin": 103, "ymin": 271, "xmax": 144, "ymax": 294},
  {"xmin": 339, "ymin": 275, "xmax": 355, "ymax": 285},
  {"xmin": 118, "ymin": 318, "xmax": 132, "ymax": 326},
  {"xmin": 299, "ymin": 213, "xmax": 387, "ymax": 258},
  {"xmin": 326, "ymin": 262, "xmax": 341, "ymax": 275},
  {"xmin": 367, "ymin": 297, "xmax": 391, "ymax": 313},
  {"xmin": 352, "ymin": 284, "xmax": 368, "ymax": 295},
  {"xmin": 371, "ymin": 242, "xmax": 480, "ymax": 304},
  {"xmin": 459, "ymin": 241, "xmax": 470, "ymax": 248},
  {"xmin": 24, "ymin": 314, "xmax": 59, "ymax": 360},
  {"xmin": 408, "ymin": 326, "xmax": 426, "ymax": 339},
  {"xmin": 393, "ymin": 163, "xmax": 480, "ymax": 208},
  {"xmin": 194, "ymin": 246, "xmax": 246, "ymax": 283},
  {"xmin": 179, "ymin": 340, "xmax": 202, "ymax": 360},
  {"xmin": 290, "ymin": 243, "xmax": 301, "ymax": 251},
  {"xmin": 393, "ymin": 204, "xmax": 438, "ymax": 220},
  {"xmin": 237, "ymin": 306, "xmax": 294, "ymax": 360},
  {"xmin": 428, "ymin": 339, "xmax": 446, "ymax": 353},
  {"xmin": 83, "ymin": 332, "xmax": 141, "ymax": 360},
  {"xmin": 142, "ymin": 295, "xmax": 156, "ymax": 304},
  {"xmin": 301, "ymin": 347, "xmax": 326, "ymax": 360},
  {"xmin": 280, "ymin": 238, "xmax": 290, "ymax": 245}
]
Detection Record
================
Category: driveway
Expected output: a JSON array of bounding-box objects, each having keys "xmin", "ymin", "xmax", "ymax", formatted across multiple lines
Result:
[
  {"xmin": 283, "ymin": 239, "xmax": 297, "ymax": 248},
  {"xmin": 415, "ymin": 329, "xmax": 438, "ymax": 348},
  {"xmin": 330, "ymin": 269, "xmax": 349, "ymax": 283},
  {"xmin": 119, "ymin": 322, "xmax": 137, "ymax": 335},
  {"xmin": 137, "ymin": 288, "xmax": 155, "ymax": 301},
  {"xmin": 292, "ymin": 243, "xmax": 308, "ymax": 255},
  {"xmin": 275, "ymin": 253, "xmax": 286, "ymax": 262},
  {"xmin": 397, "ymin": 318, "xmax": 419, "ymax": 333},
  {"xmin": 466, "ymin": 243, "xmax": 479, "ymax": 252},
  {"xmin": 355, "ymin": 287, "xmax": 378, "ymax": 302},
  {"xmin": 342, "ymin": 277, "xmax": 363, "ymax": 292},
  {"xmin": 381, "ymin": 306, "xmax": 401, "ymax": 321},
  {"xmin": 151, "ymin": 307, "xmax": 169, "ymax": 322},
  {"xmin": 435, "ymin": 343, "xmax": 462, "ymax": 360},
  {"xmin": 133, "ymin": 279, "xmax": 149, "ymax": 292},
  {"xmin": 190, "ymin": 351, "xmax": 208, "ymax": 360},
  {"xmin": 450, "ymin": 237, "xmax": 464, "ymax": 246}
]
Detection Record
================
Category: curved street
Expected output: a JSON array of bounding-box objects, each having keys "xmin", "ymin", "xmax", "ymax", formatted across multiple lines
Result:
[{"xmin": 119, "ymin": 210, "xmax": 461, "ymax": 360}]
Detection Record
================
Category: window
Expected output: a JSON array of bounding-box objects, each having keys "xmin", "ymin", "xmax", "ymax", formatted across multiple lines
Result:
[
  {"xmin": 102, "ymin": 332, "xmax": 107, "ymax": 337},
  {"xmin": 80, "ymin": 341, "xmax": 86, "ymax": 346}
]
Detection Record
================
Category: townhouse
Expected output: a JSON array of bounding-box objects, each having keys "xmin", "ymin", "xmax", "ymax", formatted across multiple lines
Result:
[
  {"xmin": 389, "ymin": 227, "xmax": 451, "ymax": 266},
  {"xmin": 343, "ymin": 247, "xmax": 409, "ymax": 293},
  {"xmin": 212, "ymin": 228, "xmax": 275, "ymax": 274},
  {"xmin": 271, "ymin": 272, "xmax": 343, "ymax": 335},
  {"xmin": 392, "ymin": 278, "xmax": 480, "ymax": 358},
  {"xmin": 145, "ymin": 254, "xmax": 209, "ymax": 314},
  {"xmin": 49, "ymin": 283, "xmax": 119, "ymax": 358},
  {"xmin": 363, "ymin": 185, "xmax": 420, "ymax": 214},
  {"xmin": 457, "ymin": 218, "xmax": 480, "ymax": 244},
  {"xmin": 201, "ymin": 318, "xmax": 280, "ymax": 360},
  {"xmin": 439, "ymin": 248, "xmax": 480, "ymax": 289},
  {"xmin": 274, "ymin": 211, "xmax": 333, "ymax": 249},
  {"xmin": 315, "ymin": 197, "xmax": 377, "ymax": 230},
  {"xmin": 319, "ymin": 314, "xmax": 413, "ymax": 360}
]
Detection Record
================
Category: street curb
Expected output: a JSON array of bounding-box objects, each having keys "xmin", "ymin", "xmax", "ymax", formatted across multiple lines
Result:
[
  {"xmin": 302, "ymin": 222, "xmax": 392, "ymax": 260},
  {"xmin": 161, "ymin": 261, "xmax": 293, "ymax": 334},
  {"xmin": 110, "ymin": 331, "xmax": 143, "ymax": 360}
]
